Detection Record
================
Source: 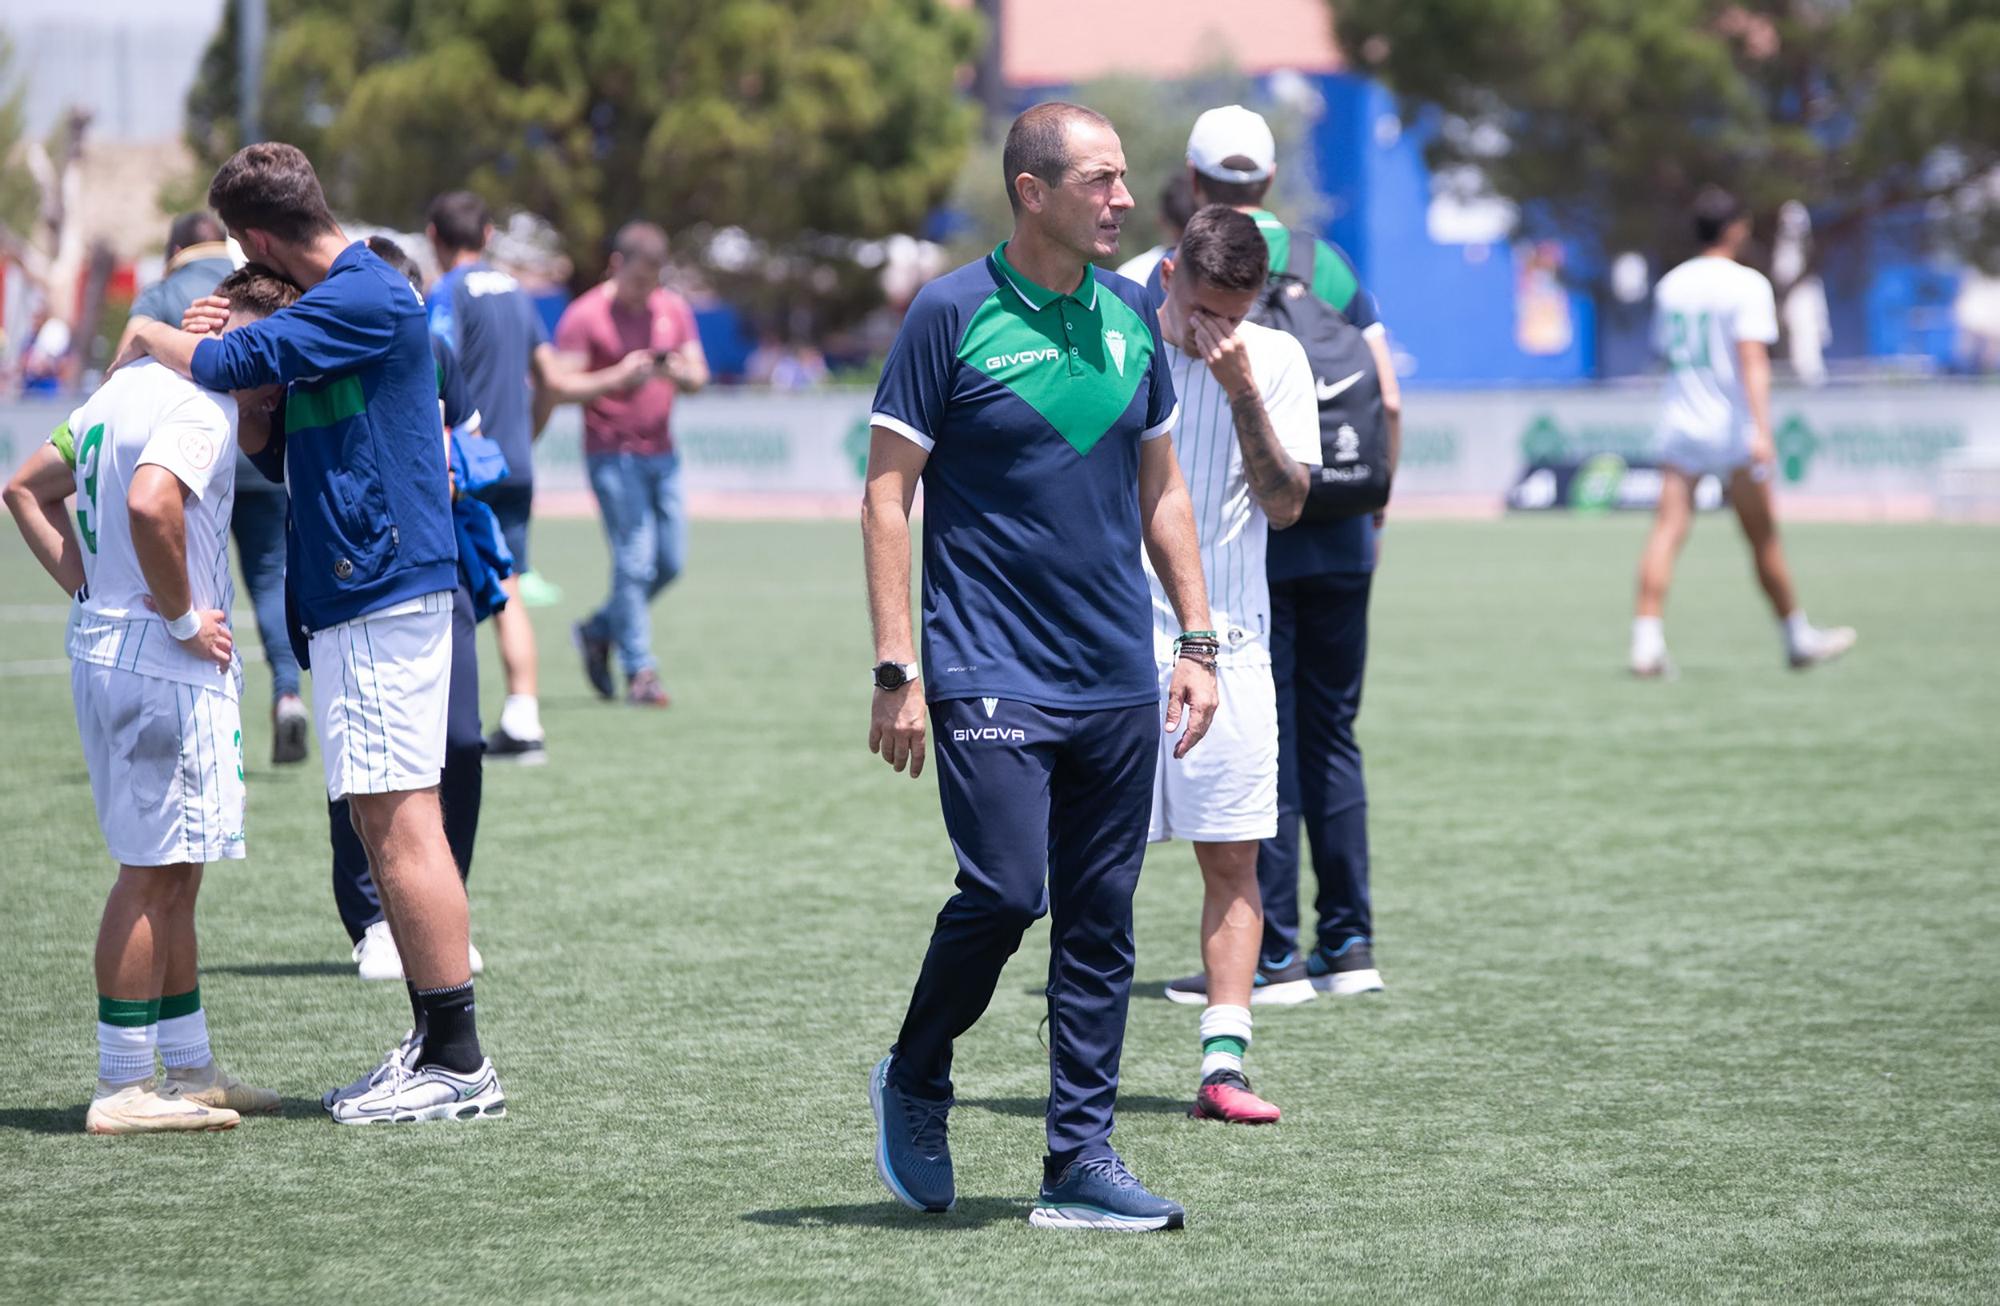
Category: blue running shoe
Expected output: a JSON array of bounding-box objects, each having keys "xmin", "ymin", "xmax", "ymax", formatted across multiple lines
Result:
[
  {"xmin": 1307, "ymin": 938, "xmax": 1384, "ymax": 997},
  {"xmin": 1029, "ymin": 1154, "xmax": 1186, "ymax": 1231},
  {"xmin": 869, "ymin": 1055, "xmax": 955, "ymax": 1213}
]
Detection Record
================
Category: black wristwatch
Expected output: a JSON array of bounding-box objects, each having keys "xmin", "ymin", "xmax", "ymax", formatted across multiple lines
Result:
[{"xmin": 872, "ymin": 660, "xmax": 919, "ymax": 691}]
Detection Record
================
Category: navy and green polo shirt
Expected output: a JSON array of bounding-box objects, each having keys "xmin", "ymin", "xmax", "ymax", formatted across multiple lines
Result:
[{"xmin": 871, "ymin": 243, "xmax": 1179, "ymax": 711}]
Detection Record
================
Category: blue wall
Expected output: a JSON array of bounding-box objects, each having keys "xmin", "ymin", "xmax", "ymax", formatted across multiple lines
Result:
[{"xmin": 1308, "ymin": 74, "xmax": 1595, "ymax": 388}]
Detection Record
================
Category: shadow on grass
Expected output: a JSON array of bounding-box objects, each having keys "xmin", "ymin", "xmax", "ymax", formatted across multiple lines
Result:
[
  {"xmin": 742, "ymin": 1196, "xmax": 1029, "ymax": 1230},
  {"xmin": 960, "ymin": 1095, "xmax": 1188, "ymax": 1118},
  {"xmin": 204, "ymin": 960, "xmax": 353, "ymax": 978},
  {"xmin": 0, "ymin": 1096, "xmax": 326, "ymax": 1134},
  {"xmin": 0, "ymin": 1104, "xmax": 85, "ymax": 1134}
]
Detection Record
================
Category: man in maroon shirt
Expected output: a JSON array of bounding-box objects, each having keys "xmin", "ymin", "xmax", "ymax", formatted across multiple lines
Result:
[{"xmin": 553, "ymin": 222, "xmax": 709, "ymax": 706}]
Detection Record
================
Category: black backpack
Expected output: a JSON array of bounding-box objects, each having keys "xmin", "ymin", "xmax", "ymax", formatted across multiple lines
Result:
[{"xmin": 1252, "ymin": 228, "xmax": 1392, "ymax": 520}]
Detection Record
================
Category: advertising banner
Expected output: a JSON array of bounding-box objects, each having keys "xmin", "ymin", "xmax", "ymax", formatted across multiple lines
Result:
[{"xmin": 8, "ymin": 382, "xmax": 1994, "ymax": 520}]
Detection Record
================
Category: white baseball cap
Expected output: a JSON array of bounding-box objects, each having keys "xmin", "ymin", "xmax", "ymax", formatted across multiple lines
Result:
[{"xmin": 1186, "ymin": 105, "xmax": 1277, "ymax": 184}]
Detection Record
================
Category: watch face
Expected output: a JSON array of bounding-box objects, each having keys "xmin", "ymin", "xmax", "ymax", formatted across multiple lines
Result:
[{"xmin": 873, "ymin": 663, "xmax": 907, "ymax": 690}]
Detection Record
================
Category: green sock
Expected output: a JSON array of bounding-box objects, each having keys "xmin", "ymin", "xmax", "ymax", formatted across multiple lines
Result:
[
  {"xmin": 1201, "ymin": 1035, "xmax": 1247, "ymax": 1077},
  {"xmin": 158, "ymin": 987, "xmax": 201, "ymax": 1021}
]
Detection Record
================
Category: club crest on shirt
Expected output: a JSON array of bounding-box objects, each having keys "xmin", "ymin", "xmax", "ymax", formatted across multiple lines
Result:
[
  {"xmin": 1104, "ymin": 329, "xmax": 1127, "ymax": 376},
  {"xmin": 180, "ymin": 431, "xmax": 215, "ymax": 470}
]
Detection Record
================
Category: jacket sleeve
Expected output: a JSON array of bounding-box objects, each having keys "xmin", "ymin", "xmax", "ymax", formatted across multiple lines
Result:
[{"xmin": 190, "ymin": 279, "xmax": 398, "ymax": 391}]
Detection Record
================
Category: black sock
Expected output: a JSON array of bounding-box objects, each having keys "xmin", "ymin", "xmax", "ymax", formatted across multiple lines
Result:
[
  {"xmin": 405, "ymin": 981, "xmax": 428, "ymax": 1043},
  {"xmin": 413, "ymin": 981, "xmax": 482, "ymax": 1073}
]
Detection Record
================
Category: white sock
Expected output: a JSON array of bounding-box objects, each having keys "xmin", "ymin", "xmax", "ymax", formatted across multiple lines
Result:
[
  {"xmin": 158, "ymin": 1009, "xmax": 212, "ymax": 1070},
  {"xmin": 1199, "ymin": 1004, "xmax": 1252, "ymax": 1078},
  {"xmin": 97, "ymin": 1022, "xmax": 155, "ymax": 1086},
  {"xmin": 500, "ymin": 694, "xmax": 542, "ymax": 740},
  {"xmin": 1632, "ymin": 616, "xmax": 1666, "ymax": 664},
  {"xmin": 1782, "ymin": 610, "xmax": 1813, "ymax": 651}
]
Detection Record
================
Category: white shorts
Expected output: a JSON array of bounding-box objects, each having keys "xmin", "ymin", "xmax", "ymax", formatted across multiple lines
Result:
[
  {"xmin": 1149, "ymin": 659, "xmax": 1279, "ymax": 844},
  {"xmin": 310, "ymin": 591, "xmax": 452, "ymax": 801},
  {"xmin": 72, "ymin": 661, "xmax": 246, "ymax": 867},
  {"xmin": 1658, "ymin": 428, "xmax": 1756, "ymax": 480}
]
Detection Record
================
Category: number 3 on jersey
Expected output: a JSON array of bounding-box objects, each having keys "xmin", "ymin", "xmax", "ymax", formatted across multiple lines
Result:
[{"xmin": 74, "ymin": 422, "xmax": 106, "ymax": 553}]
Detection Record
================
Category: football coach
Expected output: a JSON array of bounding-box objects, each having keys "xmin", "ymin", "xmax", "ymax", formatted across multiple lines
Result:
[{"xmin": 860, "ymin": 102, "xmax": 1217, "ymax": 1232}]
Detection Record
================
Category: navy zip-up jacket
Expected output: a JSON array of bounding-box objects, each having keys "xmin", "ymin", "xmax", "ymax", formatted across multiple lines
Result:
[{"xmin": 192, "ymin": 243, "xmax": 456, "ymax": 632}]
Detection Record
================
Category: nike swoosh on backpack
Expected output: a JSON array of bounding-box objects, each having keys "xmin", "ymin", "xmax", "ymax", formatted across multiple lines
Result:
[{"xmin": 1316, "ymin": 371, "xmax": 1365, "ymax": 402}]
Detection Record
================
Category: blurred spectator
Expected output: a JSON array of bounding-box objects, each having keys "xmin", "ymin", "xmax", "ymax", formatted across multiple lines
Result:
[
  {"xmin": 1771, "ymin": 200, "xmax": 1830, "ymax": 386},
  {"xmin": 1952, "ymin": 271, "xmax": 2000, "ymax": 373},
  {"xmin": 22, "ymin": 309, "xmax": 72, "ymax": 395},
  {"xmin": 745, "ymin": 330, "xmax": 829, "ymax": 389},
  {"xmin": 554, "ymin": 222, "xmax": 709, "ymax": 709}
]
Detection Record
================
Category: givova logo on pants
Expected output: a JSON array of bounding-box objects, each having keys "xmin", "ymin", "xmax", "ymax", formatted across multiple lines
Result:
[{"xmin": 953, "ymin": 696, "xmax": 1026, "ymax": 743}]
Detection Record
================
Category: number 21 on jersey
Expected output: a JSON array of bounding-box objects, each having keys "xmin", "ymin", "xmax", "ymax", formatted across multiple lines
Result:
[{"xmin": 1665, "ymin": 311, "xmax": 1712, "ymax": 371}]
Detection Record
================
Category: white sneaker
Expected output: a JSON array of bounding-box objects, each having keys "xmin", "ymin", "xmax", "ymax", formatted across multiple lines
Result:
[
  {"xmin": 86, "ymin": 1078, "xmax": 240, "ymax": 1135},
  {"xmin": 1630, "ymin": 650, "xmax": 1677, "ymax": 679},
  {"xmin": 352, "ymin": 920, "xmax": 404, "ymax": 982},
  {"xmin": 1316, "ymin": 967, "xmax": 1387, "ymax": 997},
  {"xmin": 467, "ymin": 938, "xmax": 484, "ymax": 976},
  {"xmin": 330, "ymin": 1057, "xmax": 506, "ymax": 1125},
  {"xmin": 1789, "ymin": 625, "xmax": 1857, "ymax": 670},
  {"xmin": 322, "ymin": 1030, "xmax": 419, "ymax": 1111}
]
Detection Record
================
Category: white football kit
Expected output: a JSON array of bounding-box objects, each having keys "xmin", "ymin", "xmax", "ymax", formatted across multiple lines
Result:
[
  {"xmin": 1145, "ymin": 319, "xmax": 1321, "ymax": 843},
  {"xmin": 62, "ymin": 360, "xmax": 246, "ymax": 866},
  {"xmin": 1652, "ymin": 255, "xmax": 1779, "ymax": 477}
]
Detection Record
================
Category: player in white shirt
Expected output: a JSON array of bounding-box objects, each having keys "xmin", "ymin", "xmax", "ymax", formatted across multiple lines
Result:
[
  {"xmin": 1633, "ymin": 187, "xmax": 1855, "ymax": 677},
  {"xmin": 3, "ymin": 267, "xmax": 299, "ymax": 1134},
  {"xmin": 1141, "ymin": 206, "xmax": 1320, "ymax": 1125}
]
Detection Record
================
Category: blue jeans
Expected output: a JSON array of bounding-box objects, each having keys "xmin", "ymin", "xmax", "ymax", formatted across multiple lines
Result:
[
  {"xmin": 583, "ymin": 452, "xmax": 687, "ymax": 677},
  {"xmin": 231, "ymin": 490, "xmax": 299, "ymax": 701}
]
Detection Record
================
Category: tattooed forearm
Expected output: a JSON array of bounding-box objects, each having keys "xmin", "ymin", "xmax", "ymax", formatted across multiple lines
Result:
[{"xmin": 1230, "ymin": 389, "xmax": 1310, "ymax": 528}]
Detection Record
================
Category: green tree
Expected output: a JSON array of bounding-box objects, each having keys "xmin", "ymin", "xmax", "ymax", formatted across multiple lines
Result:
[
  {"xmin": 946, "ymin": 68, "xmax": 1323, "ymax": 271},
  {"xmin": 187, "ymin": 0, "xmax": 982, "ymax": 322},
  {"xmin": 1331, "ymin": 0, "xmax": 2000, "ymax": 272},
  {"xmin": 0, "ymin": 34, "xmax": 39, "ymax": 247}
]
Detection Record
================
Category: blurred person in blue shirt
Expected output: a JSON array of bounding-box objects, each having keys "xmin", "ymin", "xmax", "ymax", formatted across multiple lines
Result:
[{"xmin": 426, "ymin": 190, "xmax": 656, "ymax": 761}]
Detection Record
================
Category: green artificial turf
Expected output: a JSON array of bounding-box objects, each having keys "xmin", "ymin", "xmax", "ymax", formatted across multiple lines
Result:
[{"xmin": 1, "ymin": 515, "xmax": 1995, "ymax": 1303}]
